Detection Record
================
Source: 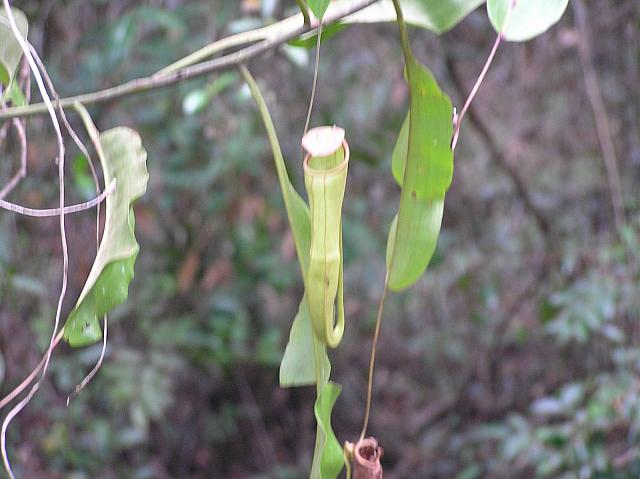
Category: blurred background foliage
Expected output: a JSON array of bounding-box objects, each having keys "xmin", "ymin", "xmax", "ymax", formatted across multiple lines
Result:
[{"xmin": 0, "ymin": 0, "xmax": 639, "ymax": 478}]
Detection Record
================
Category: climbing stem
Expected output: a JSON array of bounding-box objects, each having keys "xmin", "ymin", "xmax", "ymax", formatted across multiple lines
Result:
[
  {"xmin": 294, "ymin": 0, "xmax": 311, "ymax": 25},
  {"xmin": 359, "ymin": 280, "xmax": 389, "ymax": 441},
  {"xmin": 390, "ymin": 0, "xmax": 413, "ymax": 63}
]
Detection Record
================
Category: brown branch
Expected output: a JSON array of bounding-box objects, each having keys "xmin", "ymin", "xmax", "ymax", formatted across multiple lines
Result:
[
  {"xmin": 444, "ymin": 51, "xmax": 552, "ymax": 236},
  {"xmin": 0, "ymin": 0, "xmax": 378, "ymax": 122},
  {"xmin": 0, "ymin": 178, "xmax": 115, "ymax": 217},
  {"xmin": 572, "ymin": 0, "xmax": 626, "ymax": 232}
]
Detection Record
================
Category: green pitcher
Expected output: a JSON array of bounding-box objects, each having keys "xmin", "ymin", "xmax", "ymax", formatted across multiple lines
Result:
[{"xmin": 302, "ymin": 126, "xmax": 349, "ymax": 348}]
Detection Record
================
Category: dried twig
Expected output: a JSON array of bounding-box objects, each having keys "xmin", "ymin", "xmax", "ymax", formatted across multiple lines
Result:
[
  {"xmin": 1, "ymin": 2, "xmax": 68, "ymax": 476},
  {"xmin": 66, "ymin": 317, "xmax": 108, "ymax": 405},
  {"xmin": 452, "ymin": 0, "xmax": 517, "ymax": 151},
  {"xmin": 0, "ymin": 330, "xmax": 64, "ymax": 411},
  {"xmin": 0, "ymin": 178, "xmax": 115, "ymax": 216},
  {"xmin": 572, "ymin": 0, "xmax": 626, "ymax": 232},
  {"xmin": 302, "ymin": 23, "xmax": 323, "ymax": 139},
  {"xmin": 0, "ymin": 0, "xmax": 378, "ymax": 122},
  {"xmin": 444, "ymin": 52, "xmax": 551, "ymax": 236}
]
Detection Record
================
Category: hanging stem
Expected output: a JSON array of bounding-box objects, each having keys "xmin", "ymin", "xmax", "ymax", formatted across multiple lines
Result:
[
  {"xmin": 357, "ymin": 0, "xmax": 406, "ymax": 444},
  {"xmin": 1, "ymin": 3, "xmax": 68, "ymax": 476},
  {"xmin": 294, "ymin": 0, "xmax": 311, "ymax": 26},
  {"xmin": 302, "ymin": 23, "xmax": 323, "ymax": 138},
  {"xmin": 0, "ymin": 179, "xmax": 115, "ymax": 217},
  {"xmin": 359, "ymin": 281, "xmax": 388, "ymax": 441},
  {"xmin": 451, "ymin": 0, "xmax": 517, "ymax": 151}
]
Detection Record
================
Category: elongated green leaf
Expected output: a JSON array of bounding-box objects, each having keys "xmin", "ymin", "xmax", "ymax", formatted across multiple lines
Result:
[
  {"xmin": 0, "ymin": 7, "xmax": 28, "ymax": 89},
  {"xmin": 345, "ymin": 0, "xmax": 484, "ymax": 34},
  {"xmin": 63, "ymin": 127, "xmax": 149, "ymax": 346},
  {"xmin": 386, "ymin": 199, "xmax": 444, "ymax": 290},
  {"xmin": 386, "ymin": 54, "xmax": 453, "ymax": 291},
  {"xmin": 312, "ymin": 382, "xmax": 344, "ymax": 479},
  {"xmin": 280, "ymin": 294, "xmax": 331, "ymax": 386},
  {"xmin": 241, "ymin": 66, "xmax": 330, "ymax": 387},
  {"xmin": 308, "ymin": 0, "xmax": 331, "ymax": 20},
  {"xmin": 488, "ymin": 0, "xmax": 569, "ymax": 41},
  {"xmin": 241, "ymin": 67, "xmax": 311, "ymax": 280}
]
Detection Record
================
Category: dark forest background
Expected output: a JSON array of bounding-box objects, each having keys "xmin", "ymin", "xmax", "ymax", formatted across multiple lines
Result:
[{"xmin": 1, "ymin": 1, "xmax": 640, "ymax": 477}]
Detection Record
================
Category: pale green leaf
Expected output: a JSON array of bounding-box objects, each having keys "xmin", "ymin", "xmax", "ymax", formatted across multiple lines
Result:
[
  {"xmin": 0, "ymin": 7, "xmax": 28, "ymax": 88},
  {"xmin": 182, "ymin": 72, "xmax": 237, "ymax": 115},
  {"xmin": 344, "ymin": 0, "xmax": 485, "ymax": 34},
  {"xmin": 64, "ymin": 128, "xmax": 149, "ymax": 346},
  {"xmin": 5, "ymin": 80, "xmax": 27, "ymax": 106},
  {"xmin": 308, "ymin": 0, "xmax": 331, "ymax": 20},
  {"xmin": 241, "ymin": 66, "xmax": 311, "ymax": 279},
  {"xmin": 488, "ymin": 0, "xmax": 569, "ymax": 41},
  {"xmin": 313, "ymin": 382, "xmax": 344, "ymax": 479},
  {"xmin": 280, "ymin": 294, "xmax": 331, "ymax": 387},
  {"xmin": 398, "ymin": 63, "xmax": 453, "ymax": 198},
  {"xmin": 386, "ymin": 41, "xmax": 452, "ymax": 291},
  {"xmin": 386, "ymin": 68, "xmax": 451, "ymax": 290},
  {"xmin": 241, "ymin": 66, "xmax": 330, "ymax": 387},
  {"xmin": 391, "ymin": 112, "xmax": 409, "ymax": 185},
  {"xmin": 386, "ymin": 198, "xmax": 444, "ymax": 290}
]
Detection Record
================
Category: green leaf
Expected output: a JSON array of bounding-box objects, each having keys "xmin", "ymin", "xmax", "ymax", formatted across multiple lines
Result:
[
  {"xmin": 308, "ymin": 0, "xmax": 331, "ymax": 20},
  {"xmin": 386, "ymin": 199, "xmax": 444, "ymax": 290},
  {"xmin": 391, "ymin": 113, "xmax": 410, "ymax": 186},
  {"xmin": 63, "ymin": 127, "xmax": 149, "ymax": 346},
  {"xmin": 488, "ymin": 0, "xmax": 569, "ymax": 41},
  {"xmin": 0, "ymin": 7, "xmax": 28, "ymax": 88},
  {"xmin": 288, "ymin": 22, "xmax": 347, "ymax": 49},
  {"xmin": 344, "ymin": 0, "xmax": 485, "ymax": 34},
  {"xmin": 241, "ymin": 67, "xmax": 311, "ymax": 279},
  {"xmin": 182, "ymin": 72, "xmax": 237, "ymax": 115},
  {"xmin": 312, "ymin": 382, "xmax": 344, "ymax": 479},
  {"xmin": 4, "ymin": 80, "xmax": 27, "ymax": 106},
  {"xmin": 280, "ymin": 294, "xmax": 331, "ymax": 386},
  {"xmin": 241, "ymin": 66, "xmax": 330, "ymax": 387},
  {"xmin": 386, "ymin": 54, "xmax": 453, "ymax": 291}
]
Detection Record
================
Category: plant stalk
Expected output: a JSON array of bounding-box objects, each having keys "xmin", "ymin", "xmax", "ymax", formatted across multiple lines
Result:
[{"xmin": 0, "ymin": 0, "xmax": 378, "ymax": 122}]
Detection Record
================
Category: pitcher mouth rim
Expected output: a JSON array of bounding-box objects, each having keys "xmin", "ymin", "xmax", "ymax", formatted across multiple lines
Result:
[{"xmin": 303, "ymin": 138, "xmax": 350, "ymax": 176}]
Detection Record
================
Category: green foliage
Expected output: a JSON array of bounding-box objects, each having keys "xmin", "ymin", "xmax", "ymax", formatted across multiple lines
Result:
[
  {"xmin": 480, "ymin": 369, "xmax": 640, "ymax": 478},
  {"xmin": 64, "ymin": 127, "xmax": 149, "ymax": 346},
  {"xmin": 182, "ymin": 72, "xmax": 238, "ymax": 115},
  {"xmin": 487, "ymin": 0, "xmax": 569, "ymax": 41},
  {"xmin": 313, "ymin": 382, "xmax": 344, "ymax": 479},
  {"xmin": 385, "ymin": 15, "xmax": 453, "ymax": 291},
  {"xmin": 240, "ymin": 65, "xmax": 327, "ymax": 388},
  {"xmin": 288, "ymin": 23, "xmax": 347, "ymax": 48},
  {"xmin": 280, "ymin": 293, "xmax": 327, "ymax": 386},
  {"xmin": 345, "ymin": 0, "xmax": 485, "ymax": 34},
  {"xmin": 307, "ymin": 0, "xmax": 331, "ymax": 20},
  {"xmin": 545, "ymin": 272, "xmax": 619, "ymax": 345},
  {"xmin": 241, "ymin": 65, "xmax": 342, "ymax": 478},
  {"xmin": 0, "ymin": 6, "xmax": 27, "ymax": 94}
]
